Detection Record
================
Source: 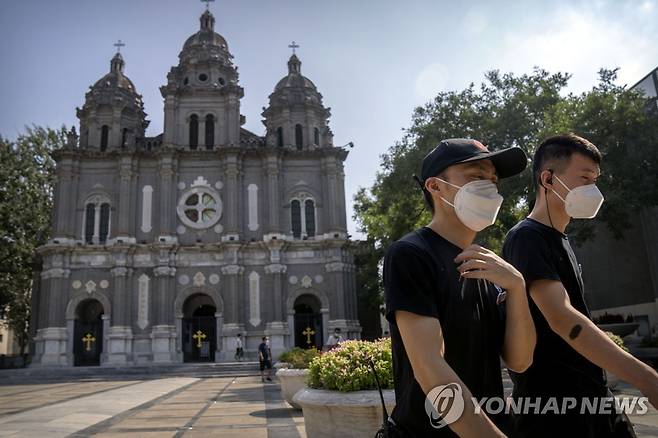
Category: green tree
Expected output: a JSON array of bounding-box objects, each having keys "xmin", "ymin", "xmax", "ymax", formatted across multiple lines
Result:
[
  {"xmin": 353, "ymin": 68, "xmax": 658, "ymax": 321},
  {"xmin": 0, "ymin": 126, "xmax": 63, "ymax": 356}
]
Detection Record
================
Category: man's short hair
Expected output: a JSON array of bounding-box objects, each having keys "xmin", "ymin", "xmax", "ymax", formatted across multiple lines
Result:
[
  {"xmin": 532, "ymin": 133, "xmax": 602, "ymax": 190},
  {"xmin": 262, "ymin": 336, "xmax": 267, "ymax": 341}
]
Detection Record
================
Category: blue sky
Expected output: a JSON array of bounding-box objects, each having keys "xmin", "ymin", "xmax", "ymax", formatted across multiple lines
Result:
[{"xmin": 1, "ymin": 0, "xmax": 656, "ymax": 239}]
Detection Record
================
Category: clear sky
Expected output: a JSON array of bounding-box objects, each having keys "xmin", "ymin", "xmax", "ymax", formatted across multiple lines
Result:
[{"xmin": 1, "ymin": 0, "xmax": 656, "ymax": 240}]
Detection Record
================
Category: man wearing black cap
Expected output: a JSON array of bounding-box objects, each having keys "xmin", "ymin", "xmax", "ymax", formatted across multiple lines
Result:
[{"xmin": 384, "ymin": 139, "xmax": 536, "ymax": 436}]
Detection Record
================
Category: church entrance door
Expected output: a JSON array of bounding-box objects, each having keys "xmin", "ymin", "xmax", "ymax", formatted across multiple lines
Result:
[
  {"xmin": 73, "ymin": 299, "xmax": 104, "ymax": 366},
  {"xmin": 293, "ymin": 294, "xmax": 323, "ymax": 349},
  {"xmin": 182, "ymin": 294, "xmax": 216, "ymax": 362}
]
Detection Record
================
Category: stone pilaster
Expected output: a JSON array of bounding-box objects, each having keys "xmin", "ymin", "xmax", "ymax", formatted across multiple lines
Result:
[
  {"xmin": 220, "ymin": 263, "xmax": 244, "ymax": 324},
  {"xmin": 151, "ymin": 265, "xmax": 177, "ymax": 363}
]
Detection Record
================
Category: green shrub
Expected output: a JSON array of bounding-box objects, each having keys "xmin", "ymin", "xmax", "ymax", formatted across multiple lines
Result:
[
  {"xmin": 605, "ymin": 331, "xmax": 629, "ymax": 352},
  {"xmin": 307, "ymin": 338, "xmax": 393, "ymax": 392},
  {"xmin": 278, "ymin": 347, "xmax": 320, "ymax": 369}
]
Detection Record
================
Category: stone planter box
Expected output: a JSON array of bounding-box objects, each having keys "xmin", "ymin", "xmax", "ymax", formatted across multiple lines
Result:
[
  {"xmin": 597, "ymin": 323, "xmax": 640, "ymax": 338},
  {"xmin": 293, "ymin": 387, "xmax": 396, "ymax": 438},
  {"xmin": 276, "ymin": 368, "xmax": 308, "ymax": 409}
]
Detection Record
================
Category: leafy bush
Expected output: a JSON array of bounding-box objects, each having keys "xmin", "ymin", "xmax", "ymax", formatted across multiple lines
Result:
[
  {"xmin": 605, "ymin": 331, "xmax": 629, "ymax": 353},
  {"xmin": 278, "ymin": 347, "xmax": 320, "ymax": 369},
  {"xmin": 307, "ymin": 338, "xmax": 393, "ymax": 392}
]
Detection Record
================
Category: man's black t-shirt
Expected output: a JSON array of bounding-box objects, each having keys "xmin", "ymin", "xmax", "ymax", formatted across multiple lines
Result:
[
  {"xmin": 384, "ymin": 226, "xmax": 508, "ymax": 437},
  {"xmin": 502, "ymin": 218, "xmax": 605, "ymax": 398},
  {"xmin": 502, "ymin": 218, "xmax": 638, "ymax": 437}
]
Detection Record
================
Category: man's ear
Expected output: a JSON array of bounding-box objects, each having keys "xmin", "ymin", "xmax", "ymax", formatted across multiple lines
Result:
[
  {"xmin": 425, "ymin": 177, "xmax": 440, "ymax": 193},
  {"xmin": 540, "ymin": 169, "xmax": 553, "ymax": 190}
]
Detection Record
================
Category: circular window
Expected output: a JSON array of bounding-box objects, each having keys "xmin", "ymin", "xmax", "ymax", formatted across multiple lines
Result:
[
  {"xmin": 198, "ymin": 73, "xmax": 208, "ymax": 82},
  {"xmin": 177, "ymin": 187, "xmax": 222, "ymax": 229}
]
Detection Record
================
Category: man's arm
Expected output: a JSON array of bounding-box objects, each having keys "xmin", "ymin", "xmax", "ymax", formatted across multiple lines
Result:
[
  {"xmin": 396, "ymin": 310, "xmax": 505, "ymax": 437},
  {"xmin": 530, "ymin": 279, "xmax": 658, "ymax": 407},
  {"xmin": 455, "ymin": 245, "xmax": 535, "ymax": 372}
]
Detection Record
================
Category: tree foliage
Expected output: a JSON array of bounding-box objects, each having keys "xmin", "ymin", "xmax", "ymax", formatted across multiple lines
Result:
[
  {"xmin": 353, "ymin": 68, "xmax": 658, "ymax": 317},
  {"xmin": 0, "ymin": 126, "xmax": 63, "ymax": 355}
]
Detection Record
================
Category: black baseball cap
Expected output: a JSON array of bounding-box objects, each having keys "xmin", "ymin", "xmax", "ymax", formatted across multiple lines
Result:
[{"xmin": 413, "ymin": 139, "xmax": 528, "ymax": 188}]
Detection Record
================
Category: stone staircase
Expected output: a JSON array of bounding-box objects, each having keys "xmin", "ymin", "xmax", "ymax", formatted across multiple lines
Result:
[{"xmin": 0, "ymin": 361, "xmax": 265, "ymax": 384}]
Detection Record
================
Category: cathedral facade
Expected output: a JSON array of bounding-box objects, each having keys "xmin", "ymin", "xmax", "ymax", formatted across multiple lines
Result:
[{"xmin": 30, "ymin": 9, "xmax": 361, "ymax": 367}]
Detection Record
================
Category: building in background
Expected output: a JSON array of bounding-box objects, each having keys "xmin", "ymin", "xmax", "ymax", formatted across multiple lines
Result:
[
  {"xmin": 30, "ymin": 7, "xmax": 360, "ymax": 367},
  {"xmin": 574, "ymin": 65, "xmax": 658, "ymax": 339}
]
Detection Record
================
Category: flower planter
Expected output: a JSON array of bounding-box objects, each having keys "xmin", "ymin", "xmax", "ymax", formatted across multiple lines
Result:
[
  {"xmin": 293, "ymin": 387, "xmax": 396, "ymax": 438},
  {"xmin": 597, "ymin": 323, "xmax": 639, "ymax": 338},
  {"xmin": 276, "ymin": 368, "xmax": 309, "ymax": 409}
]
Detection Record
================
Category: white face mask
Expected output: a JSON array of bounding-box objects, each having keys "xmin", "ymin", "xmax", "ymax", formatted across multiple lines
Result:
[
  {"xmin": 551, "ymin": 174, "xmax": 604, "ymax": 219},
  {"xmin": 436, "ymin": 178, "xmax": 503, "ymax": 231}
]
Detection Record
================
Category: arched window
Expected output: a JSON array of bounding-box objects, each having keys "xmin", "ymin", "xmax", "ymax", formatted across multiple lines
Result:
[
  {"xmin": 314, "ymin": 128, "xmax": 320, "ymax": 146},
  {"xmin": 295, "ymin": 124, "xmax": 303, "ymax": 150},
  {"xmin": 84, "ymin": 204, "xmax": 95, "ymax": 244},
  {"xmin": 100, "ymin": 125, "xmax": 109, "ymax": 151},
  {"xmin": 277, "ymin": 127, "xmax": 284, "ymax": 147},
  {"xmin": 305, "ymin": 199, "xmax": 315, "ymax": 237},
  {"xmin": 291, "ymin": 200, "xmax": 302, "ymax": 239},
  {"xmin": 205, "ymin": 114, "xmax": 214, "ymax": 150},
  {"xmin": 99, "ymin": 203, "xmax": 110, "ymax": 244},
  {"xmin": 121, "ymin": 128, "xmax": 128, "ymax": 148},
  {"xmin": 83, "ymin": 197, "xmax": 111, "ymax": 244},
  {"xmin": 189, "ymin": 114, "xmax": 199, "ymax": 150}
]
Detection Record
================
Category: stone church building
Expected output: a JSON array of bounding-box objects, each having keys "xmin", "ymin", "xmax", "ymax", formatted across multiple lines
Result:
[{"xmin": 30, "ymin": 9, "xmax": 361, "ymax": 366}]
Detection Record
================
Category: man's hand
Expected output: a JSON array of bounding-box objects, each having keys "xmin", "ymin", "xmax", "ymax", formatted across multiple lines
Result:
[{"xmin": 454, "ymin": 244, "xmax": 525, "ymax": 292}]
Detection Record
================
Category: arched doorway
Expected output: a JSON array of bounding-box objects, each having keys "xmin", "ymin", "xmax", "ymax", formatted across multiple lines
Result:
[
  {"xmin": 182, "ymin": 294, "xmax": 216, "ymax": 362},
  {"xmin": 294, "ymin": 294, "xmax": 323, "ymax": 349},
  {"xmin": 73, "ymin": 299, "xmax": 104, "ymax": 366}
]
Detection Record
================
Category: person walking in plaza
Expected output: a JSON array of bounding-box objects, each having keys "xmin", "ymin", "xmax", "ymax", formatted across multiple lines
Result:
[
  {"xmin": 234, "ymin": 333, "xmax": 244, "ymax": 361},
  {"xmin": 384, "ymin": 138, "xmax": 536, "ymax": 436},
  {"xmin": 502, "ymin": 133, "xmax": 658, "ymax": 437},
  {"xmin": 258, "ymin": 336, "xmax": 272, "ymax": 382}
]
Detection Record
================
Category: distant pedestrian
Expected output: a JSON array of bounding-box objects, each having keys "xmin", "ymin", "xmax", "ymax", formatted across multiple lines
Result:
[
  {"xmin": 325, "ymin": 328, "xmax": 343, "ymax": 351},
  {"xmin": 258, "ymin": 336, "xmax": 272, "ymax": 382},
  {"xmin": 234, "ymin": 333, "xmax": 244, "ymax": 361}
]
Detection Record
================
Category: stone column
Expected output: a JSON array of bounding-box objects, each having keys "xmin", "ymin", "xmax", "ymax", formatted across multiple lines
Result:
[
  {"xmin": 52, "ymin": 159, "xmax": 74, "ymax": 241},
  {"xmin": 265, "ymin": 154, "xmax": 281, "ymax": 233},
  {"xmin": 321, "ymin": 156, "xmax": 339, "ymax": 233},
  {"xmin": 223, "ymin": 154, "xmax": 241, "ymax": 239},
  {"xmin": 116, "ymin": 156, "xmax": 134, "ymax": 241},
  {"xmin": 220, "ymin": 264, "xmax": 244, "ymax": 324},
  {"xmin": 163, "ymin": 95, "xmax": 176, "ymax": 144},
  {"xmin": 157, "ymin": 154, "xmax": 176, "ymax": 241},
  {"xmin": 264, "ymin": 263, "xmax": 286, "ymax": 322},
  {"xmin": 152, "ymin": 265, "xmax": 177, "ymax": 363}
]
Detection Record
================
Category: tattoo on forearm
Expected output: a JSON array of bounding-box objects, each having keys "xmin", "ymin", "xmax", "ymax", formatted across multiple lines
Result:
[{"xmin": 569, "ymin": 324, "xmax": 582, "ymax": 340}]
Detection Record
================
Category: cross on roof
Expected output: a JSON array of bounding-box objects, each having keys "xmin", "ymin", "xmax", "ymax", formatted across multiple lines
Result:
[
  {"xmin": 288, "ymin": 41, "xmax": 300, "ymax": 55},
  {"xmin": 113, "ymin": 39, "xmax": 125, "ymax": 53},
  {"xmin": 201, "ymin": 0, "xmax": 215, "ymax": 10}
]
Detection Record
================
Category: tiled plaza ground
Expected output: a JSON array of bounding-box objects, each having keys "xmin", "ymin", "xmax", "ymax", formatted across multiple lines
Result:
[{"xmin": 0, "ymin": 367, "xmax": 655, "ymax": 437}]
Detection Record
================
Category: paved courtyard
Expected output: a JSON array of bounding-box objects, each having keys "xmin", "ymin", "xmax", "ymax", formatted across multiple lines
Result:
[
  {"xmin": 0, "ymin": 366, "xmax": 656, "ymax": 437},
  {"xmin": 0, "ymin": 373, "xmax": 306, "ymax": 438}
]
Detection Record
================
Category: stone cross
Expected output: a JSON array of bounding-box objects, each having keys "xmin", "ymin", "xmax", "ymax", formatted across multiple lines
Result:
[
  {"xmin": 82, "ymin": 333, "xmax": 96, "ymax": 351},
  {"xmin": 193, "ymin": 330, "xmax": 207, "ymax": 348},
  {"xmin": 113, "ymin": 40, "xmax": 125, "ymax": 53},
  {"xmin": 288, "ymin": 41, "xmax": 300, "ymax": 55},
  {"xmin": 302, "ymin": 326, "xmax": 315, "ymax": 345},
  {"xmin": 201, "ymin": 0, "xmax": 215, "ymax": 10}
]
